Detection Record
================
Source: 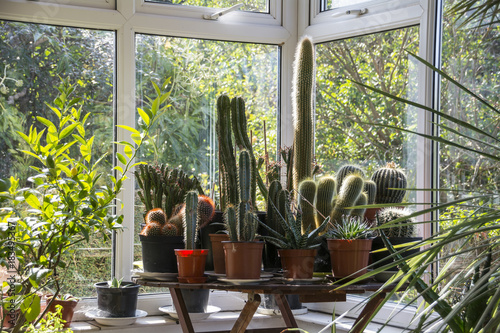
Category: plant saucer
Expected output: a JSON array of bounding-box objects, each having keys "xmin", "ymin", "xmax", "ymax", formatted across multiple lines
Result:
[
  {"xmin": 217, "ymin": 277, "xmax": 270, "ymax": 285},
  {"xmin": 86, "ymin": 309, "xmax": 147, "ymax": 326},
  {"xmin": 159, "ymin": 305, "xmax": 221, "ymax": 321}
]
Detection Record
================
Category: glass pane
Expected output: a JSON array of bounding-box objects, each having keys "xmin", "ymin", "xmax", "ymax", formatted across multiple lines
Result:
[
  {"xmin": 134, "ymin": 35, "xmax": 279, "ymax": 278},
  {"xmin": 321, "ymin": 0, "xmax": 373, "ymax": 11},
  {"xmin": 146, "ymin": 0, "xmax": 269, "ymax": 13},
  {"xmin": 438, "ymin": 1, "xmax": 500, "ymax": 275},
  {"xmin": 0, "ymin": 21, "xmax": 115, "ymax": 297}
]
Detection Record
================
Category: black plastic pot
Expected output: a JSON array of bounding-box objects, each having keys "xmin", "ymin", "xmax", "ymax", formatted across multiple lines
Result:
[
  {"xmin": 313, "ymin": 237, "xmax": 331, "ymax": 272},
  {"xmin": 175, "ymin": 289, "xmax": 210, "ymax": 313},
  {"xmin": 259, "ymin": 294, "xmax": 303, "ymax": 312},
  {"xmin": 140, "ymin": 234, "xmax": 184, "ymax": 273},
  {"xmin": 371, "ymin": 237, "xmax": 422, "ymax": 271},
  {"xmin": 95, "ymin": 282, "xmax": 140, "ymax": 317}
]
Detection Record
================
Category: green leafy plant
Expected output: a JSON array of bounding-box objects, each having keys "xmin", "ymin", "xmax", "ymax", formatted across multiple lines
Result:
[
  {"xmin": 325, "ymin": 216, "xmax": 373, "ymax": 240},
  {"xmin": 22, "ymin": 304, "xmax": 72, "ymax": 333},
  {"xmin": 258, "ymin": 185, "xmax": 330, "ymax": 249},
  {"xmin": 108, "ymin": 277, "xmax": 123, "ymax": 289},
  {"xmin": 0, "ymin": 78, "xmax": 170, "ymax": 332}
]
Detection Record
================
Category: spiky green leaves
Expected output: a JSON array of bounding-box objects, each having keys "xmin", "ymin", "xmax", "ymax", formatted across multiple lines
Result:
[{"xmin": 326, "ymin": 216, "xmax": 373, "ymax": 240}]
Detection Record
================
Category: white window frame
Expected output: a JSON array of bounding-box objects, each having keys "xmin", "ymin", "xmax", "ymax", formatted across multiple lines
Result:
[{"xmin": 0, "ymin": 0, "xmax": 441, "ymax": 328}]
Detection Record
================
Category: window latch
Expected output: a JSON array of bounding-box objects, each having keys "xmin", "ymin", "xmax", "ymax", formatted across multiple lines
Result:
[
  {"xmin": 332, "ymin": 8, "xmax": 368, "ymax": 18},
  {"xmin": 203, "ymin": 3, "xmax": 244, "ymax": 20}
]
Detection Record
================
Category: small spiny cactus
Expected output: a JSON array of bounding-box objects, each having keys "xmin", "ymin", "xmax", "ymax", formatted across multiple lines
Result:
[
  {"xmin": 330, "ymin": 174, "xmax": 364, "ymax": 225},
  {"xmin": 141, "ymin": 222, "xmax": 162, "ymax": 236},
  {"xmin": 168, "ymin": 213, "xmax": 184, "ymax": 235},
  {"xmin": 298, "ymin": 179, "xmax": 317, "ymax": 232},
  {"xmin": 351, "ymin": 192, "xmax": 368, "ymax": 218},
  {"xmin": 371, "ymin": 162, "xmax": 407, "ymax": 204},
  {"xmin": 315, "ymin": 176, "xmax": 336, "ymax": 227},
  {"xmin": 377, "ymin": 207, "xmax": 416, "ymax": 238},
  {"xmin": 161, "ymin": 223, "xmax": 179, "ymax": 236},
  {"xmin": 336, "ymin": 165, "xmax": 366, "ymax": 193},
  {"xmin": 145, "ymin": 208, "xmax": 167, "ymax": 225},
  {"xmin": 198, "ymin": 195, "xmax": 216, "ymax": 228},
  {"xmin": 364, "ymin": 180, "xmax": 377, "ymax": 204}
]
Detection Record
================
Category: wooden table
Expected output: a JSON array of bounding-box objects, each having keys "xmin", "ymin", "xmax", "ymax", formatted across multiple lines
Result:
[{"xmin": 134, "ymin": 277, "xmax": 401, "ymax": 333}]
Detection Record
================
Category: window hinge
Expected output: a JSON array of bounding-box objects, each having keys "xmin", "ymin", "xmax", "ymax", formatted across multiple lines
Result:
[{"xmin": 203, "ymin": 3, "xmax": 244, "ymax": 20}]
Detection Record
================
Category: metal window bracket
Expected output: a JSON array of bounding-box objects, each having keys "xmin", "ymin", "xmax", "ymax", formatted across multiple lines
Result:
[
  {"xmin": 332, "ymin": 7, "xmax": 368, "ymax": 18},
  {"xmin": 203, "ymin": 3, "xmax": 244, "ymax": 20}
]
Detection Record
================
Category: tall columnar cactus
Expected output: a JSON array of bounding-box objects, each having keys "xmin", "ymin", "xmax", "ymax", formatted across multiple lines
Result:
[
  {"xmin": 335, "ymin": 164, "xmax": 366, "ymax": 193},
  {"xmin": 351, "ymin": 192, "xmax": 368, "ymax": 218},
  {"xmin": 266, "ymin": 180, "xmax": 284, "ymax": 233},
  {"xmin": 224, "ymin": 150, "xmax": 258, "ymax": 242},
  {"xmin": 315, "ymin": 176, "xmax": 336, "ymax": 227},
  {"xmin": 364, "ymin": 180, "xmax": 377, "ymax": 204},
  {"xmin": 371, "ymin": 162, "xmax": 407, "ymax": 204},
  {"xmin": 377, "ymin": 207, "xmax": 416, "ymax": 238},
  {"xmin": 330, "ymin": 174, "xmax": 364, "ymax": 224},
  {"xmin": 298, "ymin": 179, "xmax": 317, "ymax": 232},
  {"xmin": 183, "ymin": 191, "xmax": 199, "ymax": 250},
  {"xmin": 292, "ymin": 36, "xmax": 315, "ymax": 194}
]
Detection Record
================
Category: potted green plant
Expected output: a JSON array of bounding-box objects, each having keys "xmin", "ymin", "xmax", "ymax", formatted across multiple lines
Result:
[
  {"xmin": 45, "ymin": 294, "xmax": 79, "ymax": 328},
  {"xmin": 0, "ymin": 78, "xmax": 169, "ymax": 332},
  {"xmin": 258, "ymin": 182, "xmax": 330, "ymax": 279},
  {"xmin": 94, "ymin": 278, "xmax": 141, "ymax": 318},
  {"xmin": 222, "ymin": 150, "xmax": 263, "ymax": 280},
  {"xmin": 325, "ymin": 216, "xmax": 374, "ymax": 279},
  {"xmin": 22, "ymin": 304, "xmax": 73, "ymax": 333}
]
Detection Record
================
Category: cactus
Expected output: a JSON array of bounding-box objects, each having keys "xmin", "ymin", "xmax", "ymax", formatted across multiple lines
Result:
[
  {"xmin": 198, "ymin": 195, "xmax": 216, "ymax": 228},
  {"xmin": 364, "ymin": 180, "xmax": 377, "ymax": 204},
  {"xmin": 336, "ymin": 164, "xmax": 366, "ymax": 193},
  {"xmin": 140, "ymin": 222, "xmax": 162, "ymax": 236},
  {"xmin": 183, "ymin": 191, "xmax": 199, "ymax": 250},
  {"xmin": 330, "ymin": 174, "xmax": 364, "ymax": 225},
  {"xmin": 224, "ymin": 150, "xmax": 258, "ymax": 242},
  {"xmin": 351, "ymin": 192, "xmax": 368, "ymax": 218},
  {"xmin": 266, "ymin": 180, "xmax": 284, "ymax": 234},
  {"xmin": 298, "ymin": 179, "xmax": 317, "ymax": 232},
  {"xmin": 315, "ymin": 176, "xmax": 336, "ymax": 227},
  {"xmin": 161, "ymin": 223, "xmax": 179, "ymax": 236},
  {"xmin": 376, "ymin": 207, "xmax": 416, "ymax": 238},
  {"xmin": 371, "ymin": 162, "xmax": 407, "ymax": 204},
  {"xmin": 168, "ymin": 212, "xmax": 184, "ymax": 235},
  {"xmin": 292, "ymin": 36, "xmax": 315, "ymax": 195},
  {"xmin": 145, "ymin": 208, "xmax": 167, "ymax": 225}
]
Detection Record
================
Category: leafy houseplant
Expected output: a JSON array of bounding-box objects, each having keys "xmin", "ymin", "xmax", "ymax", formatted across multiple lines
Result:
[
  {"xmin": 259, "ymin": 181, "xmax": 330, "ymax": 279},
  {"xmin": 326, "ymin": 216, "xmax": 374, "ymax": 279},
  {"xmin": 94, "ymin": 278, "xmax": 140, "ymax": 318},
  {"xmin": 45, "ymin": 294, "xmax": 78, "ymax": 329},
  {"xmin": 0, "ymin": 78, "xmax": 170, "ymax": 332},
  {"xmin": 22, "ymin": 304, "xmax": 73, "ymax": 333},
  {"xmin": 222, "ymin": 150, "xmax": 264, "ymax": 279}
]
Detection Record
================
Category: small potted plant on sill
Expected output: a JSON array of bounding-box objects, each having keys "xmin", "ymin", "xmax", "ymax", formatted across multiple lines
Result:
[
  {"xmin": 94, "ymin": 278, "xmax": 141, "ymax": 318},
  {"xmin": 325, "ymin": 216, "xmax": 374, "ymax": 280},
  {"xmin": 137, "ymin": 164, "xmax": 205, "ymax": 273},
  {"xmin": 222, "ymin": 150, "xmax": 263, "ymax": 280},
  {"xmin": 45, "ymin": 294, "xmax": 79, "ymax": 328},
  {"xmin": 258, "ymin": 182, "xmax": 330, "ymax": 280}
]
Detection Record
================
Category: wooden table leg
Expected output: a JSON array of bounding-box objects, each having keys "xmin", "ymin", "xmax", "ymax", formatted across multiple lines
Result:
[
  {"xmin": 274, "ymin": 294, "xmax": 298, "ymax": 328},
  {"xmin": 231, "ymin": 293, "xmax": 261, "ymax": 333},
  {"xmin": 169, "ymin": 287, "xmax": 195, "ymax": 333},
  {"xmin": 350, "ymin": 292, "xmax": 386, "ymax": 333}
]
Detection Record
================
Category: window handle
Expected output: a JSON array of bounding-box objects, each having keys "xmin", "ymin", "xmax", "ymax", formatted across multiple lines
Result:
[
  {"xmin": 203, "ymin": 3, "xmax": 244, "ymax": 20},
  {"xmin": 332, "ymin": 8, "xmax": 368, "ymax": 18}
]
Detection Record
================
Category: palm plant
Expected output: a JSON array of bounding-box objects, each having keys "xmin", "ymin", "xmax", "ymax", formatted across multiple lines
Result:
[{"xmin": 342, "ymin": 34, "xmax": 500, "ymax": 333}]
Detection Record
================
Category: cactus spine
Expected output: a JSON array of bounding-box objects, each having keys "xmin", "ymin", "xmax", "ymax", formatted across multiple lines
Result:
[
  {"xmin": 198, "ymin": 195, "xmax": 215, "ymax": 228},
  {"xmin": 298, "ymin": 179, "xmax": 317, "ymax": 232},
  {"xmin": 161, "ymin": 223, "xmax": 179, "ymax": 236},
  {"xmin": 315, "ymin": 176, "xmax": 336, "ymax": 227},
  {"xmin": 377, "ymin": 207, "xmax": 416, "ymax": 238},
  {"xmin": 351, "ymin": 192, "xmax": 368, "ymax": 218},
  {"xmin": 371, "ymin": 162, "xmax": 407, "ymax": 204},
  {"xmin": 330, "ymin": 174, "xmax": 364, "ymax": 224},
  {"xmin": 183, "ymin": 191, "xmax": 199, "ymax": 250},
  {"xmin": 224, "ymin": 150, "xmax": 258, "ymax": 242},
  {"xmin": 292, "ymin": 36, "xmax": 315, "ymax": 194},
  {"xmin": 335, "ymin": 165, "xmax": 366, "ymax": 193},
  {"xmin": 364, "ymin": 180, "xmax": 377, "ymax": 204}
]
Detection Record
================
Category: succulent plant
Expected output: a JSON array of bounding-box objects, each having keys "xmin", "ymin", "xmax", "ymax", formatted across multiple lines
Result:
[
  {"xmin": 335, "ymin": 164, "xmax": 366, "ymax": 193},
  {"xmin": 315, "ymin": 176, "xmax": 336, "ymax": 227},
  {"xmin": 224, "ymin": 150, "xmax": 259, "ymax": 242},
  {"xmin": 351, "ymin": 192, "xmax": 368, "ymax": 218},
  {"xmin": 144, "ymin": 208, "xmax": 167, "ymax": 225},
  {"xmin": 183, "ymin": 191, "xmax": 199, "ymax": 250},
  {"xmin": 259, "ymin": 189, "xmax": 330, "ymax": 249},
  {"xmin": 198, "ymin": 195, "xmax": 216, "ymax": 228},
  {"xmin": 292, "ymin": 36, "xmax": 315, "ymax": 195},
  {"xmin": 298, "ymin": 179, "xmax": 317, "ymax": 232},
  {"xmin": 371, "ymin": 162, "xmax": 407, "ymax": 204},
  {"xmin": 161, "ymin": 223, "xmax": 179, "ymax": 236},
  {"xmin": 330, "ymin": 174, "xmax": 365, "ymax": 224},
  {"xmin": 140, "ymin": 222, "xmax": 162, "ymax": 236},
  {"xmin": 376, "ymin": 207, "xmax": 417, "ymax": 238},
  {"xmin": 326, "ymin": 215, "xmax": 373, "ymax": 240},
  {"xmin": 364, "ymin": 180, "xmax": 377, "ymax": 205}
]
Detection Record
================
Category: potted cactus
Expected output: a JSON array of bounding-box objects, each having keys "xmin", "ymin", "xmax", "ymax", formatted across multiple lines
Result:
[
  {"xmin": 94, "ymin": 278, "xmax": 141, "ymax": 318},
  {"xmin": 222, "ymin": 150, "xmax": 264, "ymax": 280},
  {"xmin": 325, "ymin": 216, "xmax": 374, "ymax": 279},
  {"xmin": 371, "ymin": 207, "xmax": 422, "ymax": 273},
  {"xmin": 258, "ymin": 182, "xmax": 330, "ymax": 279},
  {"xmin": 137, "ymin": 165, "xmax": 205, "ymax": 273}
]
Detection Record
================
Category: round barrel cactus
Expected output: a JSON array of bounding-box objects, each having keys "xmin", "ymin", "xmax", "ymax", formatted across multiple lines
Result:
[{"xmin": 371, "ymin": 162, "xmax": 407, "ymax": 204}]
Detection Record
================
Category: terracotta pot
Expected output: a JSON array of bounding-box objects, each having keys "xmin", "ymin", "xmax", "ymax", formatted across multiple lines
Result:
[
  {"xmin": 209, "ymin": 233, "xmax": 230, "ymax": 274},
  {"xmin": 364, "ymin": 208, "xmax": 382, "ymax": 227},
  {"xmin": 327, "ymin": 239, "xmax": 373, "ymax": 278},
  {"xmin": 47, "ymin": 298, "xmax": 78, "ymax": 328},
  {"xmin": 278, "ymin": 249, "xmax": 317, "ymax": 279},
  {"xmin": 223, "ymin": 241, "xmax": 264, "ymax": 279},
  {"xmin": 175, "ymin": 249, "xmax": 208, "ymax": 283}
]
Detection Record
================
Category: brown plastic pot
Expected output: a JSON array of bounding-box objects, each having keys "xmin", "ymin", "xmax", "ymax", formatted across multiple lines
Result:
[
  {"xmin": 223, "ymin": 241, "xmax": 264, "ymax": 279},
  {"xmin": 175, "ymin": 249, "xmax": 208, "ymax": 283},
  {"xmin": 278, "ymin": 249, "xmax": 317, "ymax": 279},
  {"xmin": 47, "ymin": 297, "xmax": 78, "ymax": 328},
  {"xmin": 327, "ymin": 239, "xmax": 373, "ymax": 278},
  {"xmin": 209, "ymin": 233, "xmax": 230, "ymax": 274}
]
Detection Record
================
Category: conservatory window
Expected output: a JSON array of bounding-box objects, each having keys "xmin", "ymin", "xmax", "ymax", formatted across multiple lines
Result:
[
  {"xmin": 0, "ymin": 20, "xmax": 115, "ymax": 298},
  {"xmin": 144, "ymin": 0, "xmax": 270, "ymax": 13}
]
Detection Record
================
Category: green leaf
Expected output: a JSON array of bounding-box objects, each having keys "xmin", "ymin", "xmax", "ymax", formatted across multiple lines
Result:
[
  {"xmin": 116, "ymin": 125, "xmax": 139, "ymax": 134},
  {"xmin": 131, "ymin": 133, "xmax": 142, "ymax": 145},
  {"xmin": 116, "ymin": 153, "xmax": 127, "ymax": 165},
  {"xmin": 137, "ymin": 108, "xmax": 150, "ymax": 125},
  {"xmin": 36, "ymin": 116, "xmax": 56, "ymax": 129},
  {"xmin": 21, "ymin": 294, "xmax": 40, "ymax": 322},
  {"xmin": 24, "ymin": 192, "xmax": 41, "ymax": 209},
  {"xmin": 59, "ymin": 123, "xmax": 79, "ymax": 139},
  {"xmin": 124, "ymin": 145, "xmax": 133, "ymax": 159}
]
